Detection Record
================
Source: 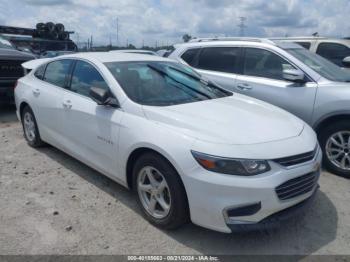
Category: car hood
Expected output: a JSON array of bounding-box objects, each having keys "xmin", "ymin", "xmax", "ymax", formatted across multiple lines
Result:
[
  {"xmin": 0, "ymin": 48, "xmax": 35, "ymax": 60},
  {"xmin": 142, "ymin": 95, "xmax": 304, "ymax": 145}
]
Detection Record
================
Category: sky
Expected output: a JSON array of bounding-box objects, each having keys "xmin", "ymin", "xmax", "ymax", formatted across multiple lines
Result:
[{"xmin": 0, "ymin": 0, "xmax": 349, "ymax": 48}]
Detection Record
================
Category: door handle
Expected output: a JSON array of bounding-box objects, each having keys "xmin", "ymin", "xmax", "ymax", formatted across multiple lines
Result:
[
  {"xmin": 236, "ymin": 83, "xmax": 253, "ymax": 91},
  {"xmin": 32, "ymin": 88, "xmax": 40, "ymax": 96},
  {"xmin": 62, "ymin": 100, "xmax": 72, "ymax": 109}
]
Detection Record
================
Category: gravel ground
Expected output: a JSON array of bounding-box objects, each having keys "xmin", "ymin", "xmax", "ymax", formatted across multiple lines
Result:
[{"xmin": 0, "ymin": 105, "xmax": 350, "ymax": 255}]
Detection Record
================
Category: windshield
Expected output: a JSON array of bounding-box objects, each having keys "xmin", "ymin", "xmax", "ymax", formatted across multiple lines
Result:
[
  {"xmin": 286, "ymin": 48, "xmax": 350, "ymax": 82},
  {"xmin": 0, "ymin": 36, "xmax": 14, "ymax": 50},
  {"xmin": 105, "ymin": 61, "xmax": 231, "ymax": 106}
]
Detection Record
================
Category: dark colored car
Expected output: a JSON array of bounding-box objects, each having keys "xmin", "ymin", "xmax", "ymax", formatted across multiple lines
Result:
[{"xmin": 0, "ymin": 35, "xmax": 35, "ymax": 104}]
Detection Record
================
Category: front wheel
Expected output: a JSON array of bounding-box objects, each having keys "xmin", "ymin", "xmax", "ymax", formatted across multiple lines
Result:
[
  {"xmin": 133, "ymin": 152, "xmax": 189, "ymax": 229},
  {"xmin": 319, "ymin": 120, "xmax": 350, "ymax": 178}
]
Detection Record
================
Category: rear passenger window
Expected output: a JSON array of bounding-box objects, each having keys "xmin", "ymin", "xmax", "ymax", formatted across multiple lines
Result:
[
  {"xmin": 181, "ymin": 48, "xmax": 200, "ymax": 66},
  {"xmin": 295, "ymin": 42, "xmax": 311, "ymax": 49},
  {"xmin": 316, "ymin": 43, "xmax": 350, "ymax": 66},
  {"xmin": 34, "ymin": 64, "xmax": 46, "ymax": 80},
  {"xmin": 243, "ymin": 48, "xmax": 295, "ymax": 80},
  {"xmin": 197, "ymin": 47, "xmax": 239, "ymax": 73},
  {"xmin": 43, "ymin": 60, "xmax": 72, "ymax": 87},
  {"xmin": 70, "ymin": 61, "xmax": 109, "ymax": 98}
]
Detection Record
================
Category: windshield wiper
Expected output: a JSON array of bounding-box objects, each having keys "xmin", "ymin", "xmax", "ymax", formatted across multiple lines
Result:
[
  {"xmin": 147, "ymin": 64, "xmax": 212, "ymax": 99},
  {"xmin": 168, "ymin": 65, "xmax": 230, "ymax": 96}
]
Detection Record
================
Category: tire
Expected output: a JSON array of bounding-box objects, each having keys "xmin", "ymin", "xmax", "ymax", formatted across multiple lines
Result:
[
  {"xmin": 55, "ymin": 23, "xmax": 65, "ymax": 33},
  {"xmin": 36, "ymin": 22, "xmax": 45, "ymax": 30},
  {"xmin": 46, "ymin": 22, "xmax": 55, "ymax": 32},
  {"xmin": 50, "ymin": 31, "xmax": 59, "ymax": 40},
  {"xmin": 59, "ymin": 32, "xmax": 69, "ymax": 40},
  {"xmin": 132, "ymin": 152, "xmax": 190, "ymax": 229},
  {"xmin": 21, "ymin": 106, "xmax": 45, "ymax": 148},
  {"xmin": 319, "ymin": 120, "xmax": 350, "ymax": 178}
]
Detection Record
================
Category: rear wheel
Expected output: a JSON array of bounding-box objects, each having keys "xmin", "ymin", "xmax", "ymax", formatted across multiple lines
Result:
[
  {"xmin": 133, "ymin": 152, "xmax": 189, "ymax": 229},
  {"xmin": 21, "ymin": 106, "xmax": 45, "ymax": 147},
  {"xmin": 319, "ymin": 120, "xmax": 350, "ymax": 178}
]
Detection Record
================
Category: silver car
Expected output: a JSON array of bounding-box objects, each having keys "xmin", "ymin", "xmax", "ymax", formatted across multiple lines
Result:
[{"xmin": 169, "ymin": 37, "xmax": 350, "ymax": 177}]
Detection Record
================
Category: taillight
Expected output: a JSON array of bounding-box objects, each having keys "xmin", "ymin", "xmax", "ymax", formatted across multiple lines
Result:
[{"xmin": 14, "ymin": 80, "xmax": 18, "ymax": 89}]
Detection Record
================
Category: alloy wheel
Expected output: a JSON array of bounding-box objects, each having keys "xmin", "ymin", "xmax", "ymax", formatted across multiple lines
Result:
[
  {"xmin": 325, "ymin": 131, "xmax": 350, "ymax": 171},
  {"xmin": 23, "ymin": 112, "xmax": 36, "ymax": 142},
  {"xmin": 137, "ymin": 166, "xmax": 171, "ymax": 219}
]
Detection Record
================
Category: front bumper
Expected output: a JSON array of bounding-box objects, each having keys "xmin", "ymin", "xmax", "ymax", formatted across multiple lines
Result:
[
  {"xmin": 181, "ymin": 147, "xmax": 322, "ymax": 233},
  {"xmin": 227, "ymin": 185, "xmax": 319, "ymax": 232}
]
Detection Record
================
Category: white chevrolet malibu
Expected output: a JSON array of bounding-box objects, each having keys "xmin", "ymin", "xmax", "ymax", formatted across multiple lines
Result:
[{"xmin": 15, "ymin": 52, "xmax": 322, "ymax": 233}]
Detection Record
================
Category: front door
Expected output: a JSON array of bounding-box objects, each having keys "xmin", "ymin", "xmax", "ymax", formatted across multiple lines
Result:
[
  {"xmin": 234, "ymin": 47, "xmax": 317, "ymax": 124},
  {"xmin": 61, "ymin": 60, "xmax": 123, "ymax": 177}
]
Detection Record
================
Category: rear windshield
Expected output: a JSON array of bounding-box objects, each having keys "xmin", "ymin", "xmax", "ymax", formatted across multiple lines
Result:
[
  {"xmin": 127, "ymin": 51, "xmax": 156, "ymax": 56},
  {"xmin": 105, "ymin": 61, "xmax": 231, "ymax": 106}
]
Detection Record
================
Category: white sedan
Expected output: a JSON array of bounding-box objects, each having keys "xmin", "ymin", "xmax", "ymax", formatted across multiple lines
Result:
[{"xmin": 15, "ymin": 52, "xmax": 322, "ymax": 233}]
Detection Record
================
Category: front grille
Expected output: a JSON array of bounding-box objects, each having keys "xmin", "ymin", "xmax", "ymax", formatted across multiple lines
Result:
[
  {"xmin": 273, "ymin": 147, "xmax": 317, "ymax": 167},
  {"xmin": 275, "ymin": 171, "xmax": 318, "ymax": 200},
  {"xmin": 0, "ymin": 60, "xmax": 25, "ymax": 78}
]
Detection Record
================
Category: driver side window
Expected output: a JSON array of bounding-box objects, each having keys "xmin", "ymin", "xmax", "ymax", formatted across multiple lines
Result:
[{"xmin": 243, "ymin": 48, "xmax": 295, "ymax": 81}]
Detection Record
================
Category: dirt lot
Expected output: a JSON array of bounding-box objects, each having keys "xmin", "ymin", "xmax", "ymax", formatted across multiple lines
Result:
[{"xmin": 0, "ymin": 105, "xmax": 350, "ymax": 255}]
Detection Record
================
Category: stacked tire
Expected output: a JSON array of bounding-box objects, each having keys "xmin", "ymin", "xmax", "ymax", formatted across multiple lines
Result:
[{"xmin": 34, "ymin": 22, "xmax": 68, "ymax": 40}]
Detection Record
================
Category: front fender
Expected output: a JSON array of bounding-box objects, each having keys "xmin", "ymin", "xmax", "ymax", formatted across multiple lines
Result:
[
  {"xmin": 116, "ymin": 113, "xmax": 197, "ymax": 184},
  {"xmin": 312, "ymin": 109, "xmax": 350, "ymax": 131}
]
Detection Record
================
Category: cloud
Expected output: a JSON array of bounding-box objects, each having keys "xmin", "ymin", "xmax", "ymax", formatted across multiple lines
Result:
[
  {"xmin": 24, "ymin": 0, "xmax": 73, "ymax": 6},
  {"xmin": 0, "ymin": 0, "xmax": 349, "ymax": 47}
]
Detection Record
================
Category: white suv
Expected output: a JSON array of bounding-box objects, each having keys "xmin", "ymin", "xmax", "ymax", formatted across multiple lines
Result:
[
  {"xmin": 169, "ymin": 37, "xmax": 350, "ymax": 177},
  {"xmin": 272, "ymin": 37, "xmax": 350, "ymax": 68}
]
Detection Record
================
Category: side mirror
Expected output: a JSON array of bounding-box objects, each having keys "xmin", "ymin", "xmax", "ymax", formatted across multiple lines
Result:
[
  {"xmin": 89, "ymin": 87, "xmax": 119, "ymax": 108},
  {"xmin": 283, "ymin": 69, "xmax": 305, "ymax": 82},
  {"xmin": 342, "ymin": 56, "xmax": 350, "ymax": 67}
]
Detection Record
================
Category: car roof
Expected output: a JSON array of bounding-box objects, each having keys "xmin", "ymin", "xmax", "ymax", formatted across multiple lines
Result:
[
  {"xmin": 270, "ymin": 36, "xmax": 328, "ymax": 41},
  {"xmin": 57, "ymin": 52, "xmax": 171, "ymax": 63},
  {"xmin": 174, "ymin": 38, "xmax": 303, "ymax": 50}
]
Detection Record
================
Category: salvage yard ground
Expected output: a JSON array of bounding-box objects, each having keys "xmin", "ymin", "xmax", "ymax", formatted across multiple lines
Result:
[{"xmin": 0, "ymin": 105, "xmax": 350, "ymax": 255}]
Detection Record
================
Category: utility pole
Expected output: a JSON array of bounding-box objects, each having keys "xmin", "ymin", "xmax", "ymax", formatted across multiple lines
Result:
[
  {"xmin": 238, "ymin": 16, "xmax": 247, "ymax": 36},
  {"xmin": 76, "ymin": 32, "xmax": 80, "ymax": 50},
  {"xmin": 90, "ymin": 35, "xmax": 93, "ymax": 50},
  {"xmin": 116, "ymin": 17, "xmax": 119, "ymax": 46}
]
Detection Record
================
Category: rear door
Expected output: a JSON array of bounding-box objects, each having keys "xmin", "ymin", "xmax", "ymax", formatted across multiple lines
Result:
[
  {"xmin": 30, "ymin": 59, "xmax": 73, "ymax": 144},
  {"xmin": 234, "ymin": 47, "xmax": 317, "ymax": 123},
  {"xmin": 180, "ymin": 46, "xmax": 241, "ymax": 90},
  {"xmin": 60, "ymin": 59, "xmax": 123, "ymax": 177}
]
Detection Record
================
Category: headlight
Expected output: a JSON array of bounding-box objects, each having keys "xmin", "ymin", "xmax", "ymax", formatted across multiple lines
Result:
[{"xmin": 191, "ymin": 151, "xmax": 270, "ymax": 176}]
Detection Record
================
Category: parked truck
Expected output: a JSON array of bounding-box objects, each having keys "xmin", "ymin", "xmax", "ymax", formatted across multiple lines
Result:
[
  {"xmin": 0, "ymin": 22, "xmax": 77, "ymax": 104},
  {"xmin": 0, "ymin": 35, "xmax": 35, "ymax": 104}
]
